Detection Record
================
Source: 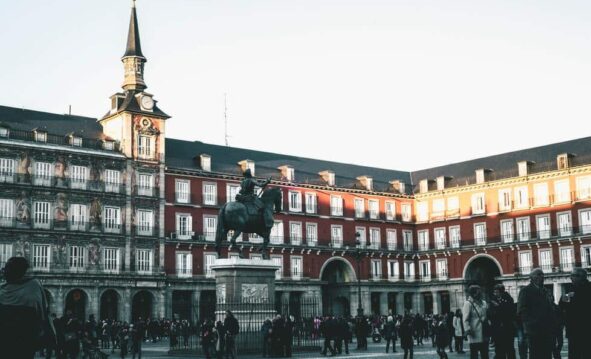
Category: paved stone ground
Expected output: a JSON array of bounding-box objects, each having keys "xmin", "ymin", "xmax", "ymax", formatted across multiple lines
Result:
[{"xmin": 82, "ymin": 338, "xmax": 569, "ymax": 358}]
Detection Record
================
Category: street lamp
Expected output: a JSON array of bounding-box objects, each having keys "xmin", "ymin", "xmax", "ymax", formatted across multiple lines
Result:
[{"xmin": 354, "ymin": 231, "xmax": 366, "ymax": 317}]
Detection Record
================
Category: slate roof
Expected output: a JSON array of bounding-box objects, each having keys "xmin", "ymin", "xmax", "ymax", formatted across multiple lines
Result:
[
  {"xmin": 123, "ymin": 2, "xmax": 144, "ymax": 59},
  {"xmin": 165, "ymin": 139, "xmax": 413, "ymax": 194},
  {"xmin": 101, "ymin": 90, "xmax": 169, "ymax": 120}
]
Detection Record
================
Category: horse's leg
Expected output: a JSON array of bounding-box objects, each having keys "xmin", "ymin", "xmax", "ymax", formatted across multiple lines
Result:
[
  {"xmin": 216, "ymin": 229, "xmax": 228, "ymax": 257},
  {"xmin": 262, "ymin": 227, "xmax": 271, "ymax": 260},
  {"xmin": 230, "ymin": 231, "xmax": 245, "ymax": 258}
]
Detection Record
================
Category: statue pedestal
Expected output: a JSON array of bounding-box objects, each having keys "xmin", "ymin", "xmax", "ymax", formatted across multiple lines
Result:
[{"xmin": 211, "ymin": 258, "xmax": 279, "ymax": 353}]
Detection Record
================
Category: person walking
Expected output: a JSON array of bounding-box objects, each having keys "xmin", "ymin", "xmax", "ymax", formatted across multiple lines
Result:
[
  {"xmin": 560, "ymin": 267, "xmax": 591, "ymax": 359},
  {"xmin": 452, "ymin": 309, "xmax": 465, "ymax": 354},
  {"xmin": 261, "ymin": 318, "xmax": 272, "ymax": 358},
  {"xmin": 399, "ymin": 315, "xmax": 415, "ymax": 359},
  {"xmin": 463, "ymin": 284, "xmax": 489, "ymax": 359},
  {"xmin": 384, "ymin": 315, "xmax": 397, "ymax": 353},
  {"xmin": 224, "ymin": 310, "xmax": 239, "ymax": 359},
  {"xmin": 434, "ymin": 314, "xmax": 449, "ymax": 359},
  {"xmin": 489, "ymin": 284, "xmax": 516, "ymax": 359},
  {"xmin": 320, "ymin": 315, "xmax": 336, "ymax": 356}
]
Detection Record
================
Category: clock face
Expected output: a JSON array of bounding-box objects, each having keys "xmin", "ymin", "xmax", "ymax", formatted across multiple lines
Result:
[{"xmin": 141, "ymin": 95, "xmax": 154, "ymax": 110}]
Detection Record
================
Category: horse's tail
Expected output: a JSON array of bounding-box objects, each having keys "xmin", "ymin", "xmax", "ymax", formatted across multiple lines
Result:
[{"xmin": 215, "ymin": 204, "xmax": 226, "ymax": 250}]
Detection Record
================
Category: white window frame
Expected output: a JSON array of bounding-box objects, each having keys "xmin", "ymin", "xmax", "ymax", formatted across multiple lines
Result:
[
  {"xmin": 416, "ymin": 202, "xmax": 428, "ymax": 222},
  {"xmin": 533, "ymin": 182, "xmax": 549, "ymax": 206},
  {"xmin": 203, "ymin": 215, "xmax": 217, "ymax": 241},
  {"xmin": 515, "ymin": 186, "xmax": 529, "ymax": 209},
  {"xmin": 69, "ymin": 203, "xmax": 87, "ymax": 231},
  {"xmin": 102, "ymin": 247, "xmax": 120, "ymax": 274},
  {"xmin": 137, "ymin": 209, "xmax": 154, "ymax": 236},
  {"xmin": 554, "ymin": 179, "xmax": 571, "ymax": 204},
  {"xmin": 226, "ymin": 183, "xmax": 240, "ymax": 203},
  {"xmin": 519, "ymin": 251, "xmax": 533, "ymax": 275},
  {"xmin": 371, "ymin": 259, "xmax": 382, "ymax": 280},
  {"xmin": 432, "ymin": 199, "xmax": 445, "ymax": 218},
  {"xmin": 368, "ymin": 199, "xmax": 379, "ymax": 219},
  {"xmin": 291, "ymin": 256, "xmax": 303, "ymax": 280},
  {"xmin": 539, "ymin": 249, "xmax": 553, "ymax": 273},
  {"xmin": 404, "ymin": 261, "xmax": 415, "ymax": 282},
  {"xmin": 449, "ymin": 225, "xmax": 461, "ymax": 248},
  {"xmin": 331, "ymin": 225, "xmax": 343, "ymax": 248},
  {"xmin": 137, "ymin": 173, "xmax": 154, "ymax": 196},
  {"xmin": 104, "ymin": 169, "xmax": 120, "ymax": 193},
  {"xmin": 136, "ymin": 249, "xmax": 153, "ymax": 274},
  {"xmin": 401, "ymin": 203, "xmax": 412, "ymax": 222},
  {"xmin": 419, "ymin": 260, "xmax": 431, "ymax": 282},
  {"xmin": 33, "ymin": 201, "xmax": 51, "ymax": 229},
  {"xmin": 576, "ymin": 176, "xmax": 591, "ymax": 200},
  {"xmin": 436, "ymin": 259, "xmax": 448, "ymax": 280},
  {"xmin": 204, "ymin": 253, "xmax": 218, "ymax": 278},
  {"xmin": 354, "ymin": 198, "xmax": 365, "ymax": 218},
  {"xmin": 560, "ymin": 246, "xmax": 574, "ymax": 272},
  {"xmin": 32, "ymin": 244, "xmax": 50, "ymax": 272},
  {"xmin": 471, "ymin": 193, "xmax": 485, "ymax": 215},
  {"xmin": 104, "ymin": 206, "xmax": 121, "ymax": 233},
  {"xmin": 175, "ymin": 213, "xmax": 193, "ymax": 239},
  {"xmin": 579, "ymin": 208, "xmax": 591, "ymax": 235},
  {"xmin": 386, "ymin": 229, "xmax": 397, "ymax": 250},
  {"xmin": 137, "ymin": 134, "xmax": 154, "ymax": 159},
  {"xmin": 271, "ymin": 255, "xmax": 283, "ymax": 279},
  {"xmin": 289, "ymin": 191, "xmax": 302, "ymax": 212},
  {"xmin": 498, "ymin": 188, "xmax": 512, "ymax": 212},
  {"xmin": 516, "ymin": 217, "xmax": 530, "ymax": 241},
  {"xmin": 0, "ymin": 244, "xmax": 13, "ymax": 269},
  {"xmin": 356, "ymin": 227, "xmax": 367, "ymax": 248},
  {"xmin": 305, "ymin": 192, "xmax": 317, "ymax": 214},
  {"xmin": 289, "ymin": 221, "xmax": 302, "ymax": 245},
  {"xmin": 447, "ymin": 197, "xmax": 459, "ymax": 217},
  {"xmin": 175, "ymin": 179, "xmax": 190, "ymax": 203},
  {"xmin": 0, "ymin": 199, "xmax": 14, "ymax": 227},
  {"xmin": 34, "ymin": 162, "xmax": 52, "ymax": 186},
  {"xmin": 434, "ymin": 227, "xmax": 446, "ymax": 249},
  {"xmin": 385, "ymin": 201, "xmax": 396, "ymax": 221},
  {"xmin": 501, "ymin": 219, "xmax": 514, "ymax": 243},
  {"xmin": 387, "ymin": 260, "xmax": 400, "ymax": 281},
  {"xmin": 403, "ymin": 230, "xmax": 413, "ymax": 251},
  {"xmin": 176, "ymin": 252, "xmax": 193, "ymax": 278},
  {"xmin": 369, "ymin": 227, "xmax": 381, "ymax": 249},
  {"xmin": 581, "ymin": 245, "xmax": 591, "ymax": 269},
  {"xmin": 418, "ymin": 230, "xmax": 429, "ymax": 251},
  {"xmin": 270, "ymin": 221, "xmax": 284, "ymax": 244},
  {"xmin": 69, "ymin": 246, "xmax": 86, "ymax": 272},
  {"xmin": 330, "ymin": 195, "xmax": 343, "ymax": 216},
  {"xmin": 536, "ymin": 214, "xmax": 551, "ymax": 239},
  {"xmin": 306, "ymin": 222, "xmax": 318, "ymax": 246},
  {"xmin": 474, "ymin": 222, "xmax": 487, "ymax": 246},
  {"xmin": 70, "ymin": 165, "xmax": 88, "ymax": 190},
  {"xmin": 557, "ymin": 211, "xmax": 572, "ymax": 237},
  {"xmin": 0, "ymin": 158, "xmax": 15, "ymax": 183},
  {"xmin": 35, "ymin": 131, "xmax": 47, "ymax": 143},
  {"xmin": 203, "ymin": 182, "xmax": 217, "ymax": 205}
]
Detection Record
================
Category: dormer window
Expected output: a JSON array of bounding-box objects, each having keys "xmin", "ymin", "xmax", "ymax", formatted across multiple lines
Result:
[
  {"xmin": 319, "ymin": 170, "xmax": 335, "ymax": 186},
  {"xmin": 419, "ymin": 179, "xmax": 428, "ymax": 194},
  {"xmin": 110, "ymin": 94, "xmax": 125, "ymax": 113},
  {"xmin": 557, "ymin": 153, "xmax": 573, "ymax": 170},
  {"xmin": 71, "ymin": 136, "xmax": 82, "ymax": 147},
  {"xmin": 34, "ymin": 131, "xmax": 47, "ymax": 143},
  {"xmin": 278, "ymin": 166, "xmax": 295, "ymax": 182},
  {"xmin": 103, "ymin": 141, "xmax": 114, "ymax": 151},
  {"xmin": 436, "ymin": 176, "xmax": 445, "ymax": 190},
  {"xmin": 238, "ymin": 160, "xmax": 255, "ymax": 175},
  {"xmin": 357, "ymin": 176, "xmax": 373, "ymax": 191},
  {"xmin": 518, "ymin": 161, "xmax": 533, "ymax": 177},
  {"xmin": 200, "ymin": 154, "xmax": 211, "ymax": 172},
  {"xmin": 0, "ymin": 127, "xmax": 9, "ymax": 138},
  {"xmin": 389, "ymin": 180, "xmax": 405, "ymax": 194}
]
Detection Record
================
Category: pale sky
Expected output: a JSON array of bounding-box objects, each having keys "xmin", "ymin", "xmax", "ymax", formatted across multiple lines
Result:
[{"xmin": 1, "ymin": 0, "xmax": 591, "ymax": 172}]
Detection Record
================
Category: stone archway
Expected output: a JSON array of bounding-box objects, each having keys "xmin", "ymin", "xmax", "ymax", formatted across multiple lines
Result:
[
  {"xmin": 463, "ymin": 255, "xmax": 502, "ymax": 298},
  {"xmin": 65, "ymin": 289, "xmax": 88, "ymax": 321},
  {"xmin": 132, "ymin": 290, "xmax": 154, "ymax": 321},
  {"xmin": 320, "ymin": 258, "xmax": 356, "ymax": 316},
  {"xmin": 100, "ymin": 289, "xmax": 121, "ymax": 320}
]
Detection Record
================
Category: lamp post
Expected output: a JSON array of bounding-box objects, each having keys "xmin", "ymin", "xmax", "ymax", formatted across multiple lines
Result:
[{"xmin": 354, "ymin": 232, "xmax": 365, "ymax": 317}]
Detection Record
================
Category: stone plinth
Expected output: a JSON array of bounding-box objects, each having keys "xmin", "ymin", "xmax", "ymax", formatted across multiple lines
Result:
[{"xmin": 211, "ymin": 257, "xmax": 279, "ymax": 303}]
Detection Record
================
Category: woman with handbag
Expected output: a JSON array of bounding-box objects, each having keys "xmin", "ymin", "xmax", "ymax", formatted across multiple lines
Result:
[{"xmin": 462, "ymin": 284, "xmax": 489, "ymax": 359}]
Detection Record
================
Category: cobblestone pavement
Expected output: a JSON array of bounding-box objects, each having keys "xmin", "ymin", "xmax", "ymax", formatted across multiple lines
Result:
[{"xmin": 91, "ymin": 338, "xmax": 569, "ymax": 359}]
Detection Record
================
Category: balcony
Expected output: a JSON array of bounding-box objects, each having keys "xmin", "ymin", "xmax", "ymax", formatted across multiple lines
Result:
[
  {"xmin": 436, "ymin": 271, "xmax": 448, "ymax": 280},
  {"xmin": 471, "ymin": 205, "xmax": 486, "ymax": 216},
  {"xmin": 136, "ymin": 185, "xmax": 154, "ymax": 197},
  {"xmin": 369, "ymin": 211, "xmax": 380, "ymax": 220},
  {"xmin": 32, "ymin": 175, "xmax": 53, "ymax": 187},
  {"xmin": 103, "ymin": 223, "xmax": 122, "ymax": 234},
  {"xmin": 420, "ymin": 274, "xmax": 431, "ymax": 282},
  {"xmin": 330, "ymin": 239, "xmax": 343, "ymax": 248},
  {"xmin": 0, "ymin": 173, "xmax": 15, "ymax": 184},
  {"xmin": 430, "ymin": 211, "xmax": 445, "ymax": 221},
  {"xmin": 176, "ymin": 266, "xmax": 193, "ymax": 278},
  {"xmin": 330, "ymin": 206, "xmax": 344, "ymax": 217},
  {"xmin": 388, "ymin": 275, "xmax": 400, "ymax": 282},
  {"xmin": 2, "ymin": 128, "xmax": 120, "ymax": 152},
  {"xmin": 435, "ymin": 241, "xmax": 446, "ymax": 250},
  {"xmin": 560, "ymin": 262, "xmax": 575, "ymax": 272},
  {"xmin": 518, "ymin": 266, "xmax": 533, "ymax": 275},
  {"xmin": 540, "ymin": 264, "xmax": 553, "ymax": 273},
  {"xmin": 0, "ymin": 216, "xmax": 15, "ymax": 228},
  {"xmin": 136, "ymin": 225, "xmax": 154, "ymax": 237}
]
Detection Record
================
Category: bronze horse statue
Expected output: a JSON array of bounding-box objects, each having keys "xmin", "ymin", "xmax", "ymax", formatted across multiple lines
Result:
[{"xmin": 215, "ymin": 187, "xmax": 282, "ymax": 259}]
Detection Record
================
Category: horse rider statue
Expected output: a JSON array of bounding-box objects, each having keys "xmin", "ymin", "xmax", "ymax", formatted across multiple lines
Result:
[{"xmin": 235, "ymin": 169, "xmax": 273, "ymax": 227}]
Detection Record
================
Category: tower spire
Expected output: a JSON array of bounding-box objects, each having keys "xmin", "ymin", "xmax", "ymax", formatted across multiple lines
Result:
[{"xmin": 121, "ymin": 0, "xmax": 147, "ymax": 91}]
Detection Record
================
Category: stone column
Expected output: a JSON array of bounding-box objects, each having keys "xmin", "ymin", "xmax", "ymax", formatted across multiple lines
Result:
[
  {"xmin": 165, "ymin": 286, "xmax": 173, "ymax": 319},
  {"xmin": 553, "ymin": 282, "xmax": 561, "ymax": 304},
  {"xmin": 90, "ymin": 287, "xmax": 100, "ymax": 320},
  {"xmin": 123, "ymin": 288, "xmax": 132, "ymax": 322},
  {"xmin": 412, "ymin": 292, "xmax": 423, "ymax": 314},
  {"xmin": 192, "ymin": 289, "xmax": 200, "ymax": 324},
  {"xmin": 56, "ymin": 287, "xmax": 65, "ymax": 317},
  {"xmin": 362, "ymin": 289, "xmax": 371, "ymax": 315},
  {"xmin": 158, "ymin": 289, "xmax": 166, "ymax": 319},
  {"xmin": 432, "ymin": 291, "xmax": 439, "ymax": 314},
  {"xmin": 379, "ymin": 292, "xmax": 388, "ymax": 315},
  {"xmin": 395, "ymin": 292, "xmax": 404, "ymax": 315}
]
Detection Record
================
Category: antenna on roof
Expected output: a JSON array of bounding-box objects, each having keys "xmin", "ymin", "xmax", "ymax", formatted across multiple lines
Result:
[
  {"xmin": 224, "ymin": 93, "xmax": 229, "ymax": 146},
  {"xmin": 68, "ymin": 105, "xmax": 72, "ymax": 116}
]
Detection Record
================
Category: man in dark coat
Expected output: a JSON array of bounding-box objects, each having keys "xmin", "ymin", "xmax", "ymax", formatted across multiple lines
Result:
[
  {"xmin": 489, "ymin": 283, "xmax": 516, "ymax": 359},
  {"xmin": 517, "ymin": 268, "xmax": 557, "ymax": 359},
  {"xmin": 561, "ymin": 267, "xmax": 591, "ymax": 359},
  {"xmin": 320, "ymin": 316, "xmax": 336, "ymax": 356},
  {"xmin": 224, "ymin": 310, "xmax": 239, "ymax": 359}
]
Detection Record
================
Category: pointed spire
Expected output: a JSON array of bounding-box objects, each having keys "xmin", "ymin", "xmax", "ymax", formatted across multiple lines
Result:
[{"xmin": 123, "ymin": 0, "xmax": 144, "ymax": 59}]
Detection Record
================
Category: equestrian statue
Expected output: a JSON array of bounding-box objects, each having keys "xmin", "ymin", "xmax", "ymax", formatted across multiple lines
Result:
[{"xmin": 215, "ymin": 169, "xmax": 282, "ymax": 259}]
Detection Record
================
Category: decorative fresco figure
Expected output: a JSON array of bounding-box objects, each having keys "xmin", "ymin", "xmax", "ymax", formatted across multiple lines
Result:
[
  {"xmin": 15, "ymin": 191, "xmax": 30, "ymax": 227},
  {"xmin": 89, "ymin": 161, "xmax": 101, "ymax": 191},
  {"xmin": 89, "ymin": 197, "xmax": 102, "ymax": 231},
  {"xmin": 54, "ymin": 156, "xmax": 67, "ymax": 187},
  {"xmin": 53, "ymin": 193, "xmax": 68, "ymax": 229},
  {"xmin": 88, "ymin": 239, "xmax": 100, "ymax": 266},
  {"xmin": 17, "ymin": 152, "xmax": 30, "ymax": 183},
  {"xmin": 54, "ymin": 236, "xmax": 67, "ymax": 268}
]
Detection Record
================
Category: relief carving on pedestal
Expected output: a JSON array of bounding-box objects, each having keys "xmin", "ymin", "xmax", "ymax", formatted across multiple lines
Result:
[
  {"xmin": 216, "ymin": 284, "xmax": 226, "ymax": 302},
  {"xmin": 241, "ymin": 284, "xmax": 268, "ymax": 302}
]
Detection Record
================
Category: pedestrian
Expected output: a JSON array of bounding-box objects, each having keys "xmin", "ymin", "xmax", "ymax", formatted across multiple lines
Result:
[
  {"xmin": 517, "ymin": 268, "xmax": 557, "ymax": 359},
  {"xmin": 560, "ymin": 267, "xmax": 591, "ymax": 359},
  {"xmin": 261, "ymin": 318, "xmax": 272, "ymax": 357},
  {"xmin": 119, "ymin": 326, "xmax": 130, "ymax": 359},
  {"xmin": 452, "ymin": 309, "xmax": 465, "ymax": 354},
  {"xmin": 399, "ymin": 315, "xmax": 414, "ymax": 359},
  {"xmin": 63, "ymin": 311, "xmax": 82, "ymax": 359},
  {"xmin": 224, "ymin": 310, "xmax": 239, "ymax": 359},
  {"xmin": 434, "ymin": 314, "xmax": 449, "ymax": 359},
  {"xmin": 462, "ymin": 284, "xmax": 489, "ymax": 359},
  {"xmin": 320, "ymin": 315, "xmax": 336, "ymax": 356},
  {"xmin": 283, "ymin": 315, "xmax": 294, "ymax": 357},
  {"xmin": 0, "ymin": 256, "xmax": 53, "ymax": 359},
  {"xmin": 489, "ymin": 283, "xmax": 516, "ymax": 359},
  {"xmin": 201, "ymin": 319, "xmax": 214, "ymax": 359},
  {"xmin": 214, "ymin": 320, "xmax": 226, "ymax": 359},
  {"xmin": 130, "ymin": 323, "xmax": 142, "ymax": 359},
  {"xmin": 384, "ymin": 315, "xmax": 396, "ymax": 353}
]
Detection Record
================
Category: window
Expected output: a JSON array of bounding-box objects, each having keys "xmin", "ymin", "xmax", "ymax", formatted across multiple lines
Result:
[
  {"xmin": 202, "ymin": 183, "xmax": 217, "ymax": 205},
  {"xmin": 356, "ymin": 227, "xmax": 367, "ymax": 248},
  {"xmin": 0, "ymin": 127, "xmax": 9, "ymax": 138},
  {"xmin": 560, "ymin": 247, "xmax": 574, "ymax": 271},
  {"xmin": 70, "ymin": 165, "xmax": 88, "ymax": 189},
  {"xmin": 103, "ymin": 248, "xmax": 120, "ymax": 273},
  {"xmin": 203, "ymin": 216, "xmax": 217, "ymax": 241},
  {"xmin": 104, "ymin": 169, "xmax": 120, "ymax": 193},
  {"xmin": 434, "ymin": 228, "xmax": 446, "ymax": 249},
  {"xmin": 272, "ymin": 255, "xmax": 283, "ymax": 279},
  {"xmin": 474, "ymin": 223, "xmax": 487, "ymax": 245},
  {"xmin": 354, "ymin": 198, "xmax": 365, "ymax": 218},
  {"xmin": 581, "ymin": 246, "xmax": 591, "ymax": 268},
  {"xmin": 416, "ymin": 202, "xmax": 428, "ymax": 222},
  {"xmin": 226, "ymin": 184, "xmax": 240, "ymax": 203},
  {"xmin": 305, "ymin": 193, "xmax": 317, "ymax": 214},
  {"xmin": 554, "ymin": 180, "xmax": 571, "ymax": 203},
  {"xmin": 176, "ymin": 253, "xmax": 193, "ymax": 278},
  {"xmin": 0, "ymin": 244, "xmax": 13, "ymax": 268},
  {"xmin": 516, "ymin": 217, "xmax": 530, "ymax": 241},
  {"xmin": 418, "ymin": 230, "xmax": 429, "ymax": 251},
  {"xmin": 137, "ymin": 173, "xmax": 153, "ymax": 196},
  {"xmin": 404, "ymin": 261, "xmax": 415, "ymax": 281},
  {"xmin": 368, "ymin": 200, "xmax": 379, "ymax": 219},
  {"xmin": 519, "ymin": 251, "xmax": 533, "ymax": 274},
  {"xmin": 69, "ymin": 204, "xmax": 87, "ymax": 231},
  {"xmin": 137, "ymin": 210, "xmax": 153, "ymax": 236},
  {"xmin": 306, "ymin": 223, "xmax": 318, "ymax": 246},
  {"xmin": 498, "ymin": 189, "xmax": 512, "ymax": 211},
  {"xmin": 449, "ymin": 226, "xmax": 461, "ymax": 248},
  {"xmin": 204, "ymin": 253, "xmax": 217, "ymax": 278},
  {"xmin": 175, "ymin": 214, "xmax": 193, "ymax": 239},
  {"xmin": 331, "ymin": 225, "xmax": 343, "ymax": 248},
  {"xmin": 385, "ymin": 202, "xmax": 396, "ymax": 221},
  {"xmin": 419, "ymin": 260, "xmax": 431, "ymax": 281},
  {"xmin": 436, "ymin": 259, "xmax": 448, "ymax": 280},
  {"xmin": 291, "ymin": 257, "xmax": 302, "ymax": 280},
  {"xmin": 539, "ymin": 249, "xmax": 552, "ymax": 273},
  {"xmin": 176, "ymin": 180, "xmax": 190, "ymax": 203},
  {"xmin": 447, "ymin": 197, "xmax": 459, "ymax": 217},
  {"xmin": 104, "ymin": 207, "xmax": 121, "ymax": 233},
  {"xmin": 387, "ymin": 260, "xmax": 399, "ymax": 280},
  {"xmin": 557, "ymin": 212, "xmax": 572, "ymax": 237},
  {"xmin": 537, "ymin": 215, "xmax": 551, "ymax": 239},
  {"xmin": 71, "ymin": 136, "xmax": 82, "ymax": 147},
  {"xmin": 580, "ymin": 209, "xmax": 591, "ymax": 234},
  {"xmin": 369, "ymin": 228, "xmax": 380, "ymax": 249},
  {"xmin": 403, "ymin": 230, "xmax": 413, "ymax": 251},
  {"xmin": 69, "ymin": 246, "xmax": 86, "ymax": 272},
  {"xmin": 33, "ymin": 201, "xmax": 51, "ymax": 229},
  {"xmin": 32, "ymin": 245, "xmax": 50, "ymax": 271},
  {"xmin": 577, "ymin": 176, "xmax": 591, "ymax": 200},
  {"xmin": 0, "ymin": 199, "xmax": 14, "ymax": 227},
  {"xmin": 500, "ymin": 220, "xmax": 514, "ymax": 243},
  {"xmin": 534, "ymin": 183, "xmax": 549, "ymax": 206},
  {"xmin": 471, "ymin": 193, "xmax": 485, "ymax": 215},
  {"xmin": 401, "ymin": 203, "xmax": 412, "ymax": 222},
  {"xmin": 138, "ymin": 135, "xmax": 154, "ymax": 159},
  {"xmin": 515, "ymin": 186, "xmax": 529, "ymax": 209},
  {"xmin": 371, "ymin": 259, "xmax": 382, "ymax": 280},
  {"xmin": 103, "ymin": 141, "xmax": 114, "ymax": 151},
  {"xmin": 419, "ymin": 180, "xmax": 428, "ymax": 193},
  {"xmin": 386, "ymin": 229, "xmax": 397, "ymax": 250},
  {"xmin": 136, "ymin": 249, "xmax": 153, "ymax": 274},
  {"xmin": 330, "ymin": 196, "xmax": 343, "ymax": 216},
  {"xmin": 0, "ymin": 158, "xmax": 15, "ymax": 183},
  {"xmin": 270, "ymin": 221, "xmax": 284, "ymax": 244},
  {"xmin": 35, "ymin": 131, "xmax": 47, "ymax": 142},
  {"xmin": 289, "ymin": 191, "xmax": 302, "ymax": 212},
  {"xmin": 432, "ymin": 199, "xmax": 445, "ymax": 218},
  {"xmin": 34, "ymin": 162, "xmax": 52, "ymax": 186},
  {"xmin": 201, "ymin": 155, "xmax": 211, "ymax": 172},
  {"xmin": 290, "ymin": 222, "xmax": 302, "ymax": 245}
]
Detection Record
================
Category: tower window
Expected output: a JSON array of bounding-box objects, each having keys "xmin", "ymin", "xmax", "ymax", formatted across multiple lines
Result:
[{"xmin": 138, "ymin": 135, "xmax": 154, "ymax": 159}]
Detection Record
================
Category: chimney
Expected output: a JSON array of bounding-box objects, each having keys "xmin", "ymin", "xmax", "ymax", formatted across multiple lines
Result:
[
  {"xmin": 419, "ymin": 179, "xmax": 429, "ymax": 194},
  {"xmin": 319, "ymin": 170, "xmax": 335, "ymax": 186},
  {"xmin": 389, "ymin": 180, "xmax": 406, "ymax": 194},
  {"xmin": 357, "ymin": 176, "xmax": 373, "ymax": 191},
  {"xmin": 238, "ymin": 159, "xmax": 255, "ymax": 175},
  {"xmin": 278, "ymin": 165, "xmax": 295, "ymax": 182}
]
